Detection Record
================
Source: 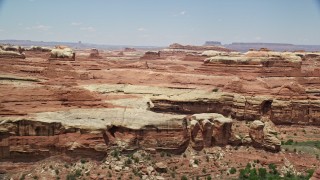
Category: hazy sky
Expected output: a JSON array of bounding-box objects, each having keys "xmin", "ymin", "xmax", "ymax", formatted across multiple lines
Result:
[{"xmin": 0, "ymin": 0, "xmax": 320, "ymax": 46}]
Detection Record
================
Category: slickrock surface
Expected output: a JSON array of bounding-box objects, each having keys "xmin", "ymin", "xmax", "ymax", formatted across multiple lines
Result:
[{"xmin": 0, "ymin": 45, "xmax": 319, "ymax": 179}]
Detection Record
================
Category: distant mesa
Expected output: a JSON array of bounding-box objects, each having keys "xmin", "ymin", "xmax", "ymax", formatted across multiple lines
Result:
[
  {"xmin": 140, "ymin": 43, "xmax": 232, "ymax": 61},
  {"xmin": 124, "ymin": 47, "xmax": 136, "ymax": 52},
  {"xmin": 168, "ymin": 43, "xmax": 231, "ymax": 52},
  {"xmin": 225, "ymin": 42, "xmax": 320, "ymax": 52},
  {"xmin": 204, "ymin": 41, "xmax": 222, "ymax": 46}
]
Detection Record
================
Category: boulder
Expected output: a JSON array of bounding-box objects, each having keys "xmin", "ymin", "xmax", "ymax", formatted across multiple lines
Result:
[
  {"xmin": 154, "ymin": 162, "xmax": 167, "ymax": 173},
  {"xmin": 146, "ymin": 166, "xmax": 154, "ymax": 175},
  {"xmin": 114, "ymin": 166, "xmax": 122, "ymax": 172},
  {"xmin": 251, "ymin": 120, "xmax": 265, "ymax": 130}
]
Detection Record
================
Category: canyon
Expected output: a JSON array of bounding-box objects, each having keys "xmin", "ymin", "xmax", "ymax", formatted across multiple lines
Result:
[{"xmin": 0, "ymin": 43, "xmax": 319, "ymax": 179}]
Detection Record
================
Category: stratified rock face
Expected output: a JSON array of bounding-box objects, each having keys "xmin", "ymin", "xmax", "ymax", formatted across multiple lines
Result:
[
  {"xmin": 49, "ymin": 46, "xmax": 75, "ymax": 60},
  {"xmin": 0, "ymin": 109, "xmax": 244, "ymax": 160},
  {"xmin": 185, "ymin": 113, "xmax": 233, "ymax": 149},
  {"xmin": 249, "ymin": 120, "xmax": 281, "ymax": 151},
  {"xmin": 0, "ymin": 108, "xmax": 190, "ymax": 160},
  {"xmin": 150, "ymin": 89, "xmax": 320, "ymax": 126}
]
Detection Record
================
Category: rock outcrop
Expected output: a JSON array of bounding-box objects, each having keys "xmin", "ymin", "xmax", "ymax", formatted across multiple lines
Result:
[
  {"xmin": 0, "ymin": 49, "xmax": 26, "ymax": 59},
  {"xmin": 197, "ymin": 50, "xmax": 320, "ymax": 78},
  {"xmin": 150, "ymin": 91, "xmax": 320, "ymax": 126},
  {"xmin": 27, "ymin": 46, "xmax": 52, "ymax": 52},
  {"xmin": 249, "ymin": 120, "xmax": 281, "ymax": 151},
  {"xmin": 184, "ymin": 113, "xmax": 233, "ymax": 149},
  {"xmin": 89, "ymin": 48, "xmax": 102, "ymax": 59},
  {"xmin": 140, "ymin": 51, "xmax": 160, "ymax": 60},
  {"xmin": 49, "ymin": 46, "xmax": 75, "ymax": 60},
  {"xmin": 0, "ymin": 44, "xmax": 24, "ymax": 53},
  {"xmin": 1, "ymin": 108, "xmax": 279, "ymax": 161}
]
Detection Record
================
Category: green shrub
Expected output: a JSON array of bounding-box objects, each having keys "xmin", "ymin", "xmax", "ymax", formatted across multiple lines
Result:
[
  {"xmin": 229, "ymin": 167, "xmax": 236, "ymax": 174},
  {"xmin": 160, "ymin": 151, "xmax": 165, "ymax": 157},
  {"xmin": 20, "ymin": 174, "xmax": 26, "ymax": 180},
  {"xmin": 239, "ymin": 163, "xmax": 280, "ymax": 180},
  {"xmin": 66, "ymin": 174, "xmax": 76, "ymax": 180},
  {"xmin": 306, "ymin": 169, "xmax": 315, "ymax": 179},
  {"xmin": 171, "ymin": 172, "xmax": 176, "ymax": 178},
  {"xmin": 74, "ymin": 169, "xmax": 82, "ymax": 177},
  {"xmin": 111, "ymin": 149, "xmax": 120, "ymax": 158},
  {"xmin": 212, "ymin": 88, "xmax": 219, "ymax": 92},
  {"xmin": 202, "ymin": 168, "xmax": 207, "ymax": 173},
  {"xmin": 258, "ymin": 168, "xmax": 267, "ymax": 178},
  {"xmin": 283, "ymin": 139, "xmax": 294, "ymax": 145},
  {"xmin": 133, "ymin": 156, "xmax": 139, "ymax": 163},
  {"xmin": 181, "ymin": 175, "xmax": 188, "ymax": 180},
  {"xmin": 125, "ymin": 158, "xmax": 132, "ymax": 166}
]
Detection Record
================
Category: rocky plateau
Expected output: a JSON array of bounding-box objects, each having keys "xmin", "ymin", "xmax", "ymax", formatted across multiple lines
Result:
[{"xmin": 0, "ymin": 43, "xmax": 319, "ymax": 179}]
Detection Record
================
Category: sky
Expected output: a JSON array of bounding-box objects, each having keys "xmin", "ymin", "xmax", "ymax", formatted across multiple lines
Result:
[{"xmin": 0, "ymin": 0, "xmax": 320, "ymax": 46}]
